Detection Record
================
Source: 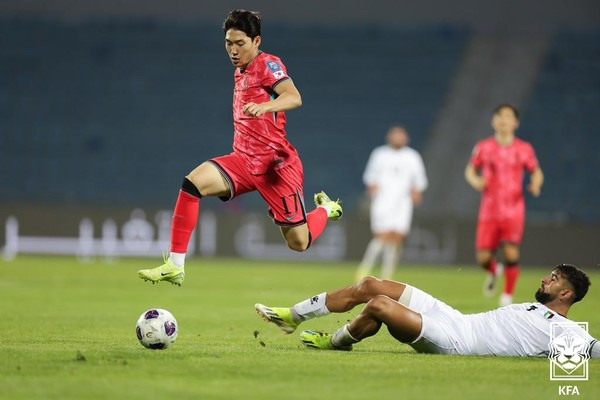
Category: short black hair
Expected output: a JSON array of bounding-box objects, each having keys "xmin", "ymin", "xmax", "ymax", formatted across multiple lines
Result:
[
  {"xmin": 493, "ymin": 103, "xmax": 519, "ymax": 120},
  {"xmin": 223, "ymin": 9, "xmax": 261, "ymax": 40},
  {"xmin": 555, "ymin": 264, "xmax": 591, "ymax": 304}
]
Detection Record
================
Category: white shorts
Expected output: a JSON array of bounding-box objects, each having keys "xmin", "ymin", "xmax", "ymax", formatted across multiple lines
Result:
[
  {"xmin": 370, "ymin": 197, "xmax": 413, "ymax": 234},
  {"xmin": 399, "ymin": 285, "xmax": 478, "ymax": 355}
]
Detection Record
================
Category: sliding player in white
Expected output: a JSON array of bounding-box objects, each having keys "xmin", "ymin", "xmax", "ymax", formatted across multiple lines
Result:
[
  {"xmin": 256, "ymin": 264, "xmax": 598, "ymax": 358},
  {"xmin": 357, "ymin": 126, "xmax": 428, "ymax": 281}
]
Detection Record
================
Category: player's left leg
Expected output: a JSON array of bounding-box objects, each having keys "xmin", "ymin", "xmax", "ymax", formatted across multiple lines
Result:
[
  {"xmin": 300, "ymin": 295, "xmax": 422, "ymax": 350},
  {"xmin": 381, "ymin": 201, "xmax": 412, "ymax": 280},
  {"xmin": 256, "ymin": 276, "xmax": 406, "ymax": 334},
  {"xmin": 137, "ymin": 161, "xmax": 232, "ymax": 286},
  {"xmin": 356, "ymin": 202, "xmax": 389, "ymax": 280},
  {"xmin": 500, "ymin": 243, "xmax": 520, "ymax": 306},
  {"xmin": 355, "ymin": 233, "xmax": 386, "ymax": 282}
]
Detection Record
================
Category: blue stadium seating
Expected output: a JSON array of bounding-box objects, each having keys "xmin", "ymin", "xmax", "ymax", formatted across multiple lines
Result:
[{"xmin": 520, "ymin": 29, "xmax": 600, "ymax": 222}]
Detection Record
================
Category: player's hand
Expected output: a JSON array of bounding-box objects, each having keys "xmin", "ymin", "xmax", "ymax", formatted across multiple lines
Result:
[
  {"xmin": 411, "ymin": 190, "xmax": 423, "ymax": 205},
  {"xmin": 528, "ymin": 183, "xmax": 541, "ymax": 197},
  {"xmin": 367, "ymin": 184, "xmax": 378, "ymax": 197},
  {"xmin": 243, "ymin": 102, "xmax": 269, "ymax": 117},
  {"xmin": 471, "ymin": 177, "xmax": 486, "ymax": 192}
]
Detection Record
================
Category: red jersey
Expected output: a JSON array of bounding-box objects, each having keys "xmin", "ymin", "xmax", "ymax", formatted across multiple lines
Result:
[
  {"xmin": 232, "ymin": 51, "xmax": 299, "ymax": 175},
  {"xmin": 470, "ymin": 136, "xmax": 539, "ymax": 221}
]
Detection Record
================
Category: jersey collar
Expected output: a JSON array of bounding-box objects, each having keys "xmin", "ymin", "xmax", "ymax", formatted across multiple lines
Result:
[{"xmin": 240, "ymin": 50, "xmax": 263, "ymax": 73}]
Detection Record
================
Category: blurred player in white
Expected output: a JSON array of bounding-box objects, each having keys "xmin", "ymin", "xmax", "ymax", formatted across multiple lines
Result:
[{"xmin": 356, "ymin": 126, "xmax": 428, "ymax": 281}]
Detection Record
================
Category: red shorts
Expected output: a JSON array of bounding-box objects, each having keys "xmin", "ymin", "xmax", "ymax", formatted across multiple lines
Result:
[
  {"xmin": 209, "ymin": 152, "xmax": 307, "ymax": 227},
  {"xmin": 476, "ymin": 217, "xmax": 524, "ymax": 250}
]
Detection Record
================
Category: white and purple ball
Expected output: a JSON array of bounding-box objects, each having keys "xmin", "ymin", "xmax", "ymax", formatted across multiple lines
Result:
[{"xmin": 135, "ymin": 308, "xmax": 178, "ymax": 350}]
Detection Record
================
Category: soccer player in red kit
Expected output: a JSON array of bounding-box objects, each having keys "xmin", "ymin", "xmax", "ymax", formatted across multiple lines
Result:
[
  {"xmin": 138, "ymin": 10, "xmax": 342, "ymax": 286},
  {"xmin": 465, "ymin": 104, "xmax": 544, "ymax": 306}
]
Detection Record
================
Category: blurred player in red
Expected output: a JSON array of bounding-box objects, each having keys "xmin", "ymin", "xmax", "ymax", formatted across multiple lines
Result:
[
  {"xmin": 465, "ymin": 104, "xmax": 544, "ymax": 306},
  {"xmin": 138, "ymin": 10, "xmax": 342, "ymax": 286}
]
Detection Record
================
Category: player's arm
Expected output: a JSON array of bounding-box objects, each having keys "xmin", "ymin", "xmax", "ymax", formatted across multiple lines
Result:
[
  {"xmin": 242, "ymin": 80, "xmax": 302, "ymax": 117},
  {"xmin": 363, "ymin": 150, "xmax": 380, "ymax": 197},
  {"xmin": 527, "ymin": 167, "xmax": 544, "ymax": 197},
  {"xmin": 412, "ymin": 153, "xmax": 428, "ymax": 205},
  {"xmin": 465, "ymin": 162, "xmax": 486, "ymax": 192},
  {"xmin": 367, "ymin": 184, "xmax": 378, "ymax": 197},
  {"xmin": 411, "ymin": 190, "xmax": 423, "ymax": 205}
]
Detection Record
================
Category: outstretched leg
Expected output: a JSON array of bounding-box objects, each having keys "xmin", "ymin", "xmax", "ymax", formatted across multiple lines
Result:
[
  {"xmin": 302, "ymin": 295, "xmax": 422, "ymax": 350},
  {"xmin": 255, "ymin": 276, "xmax": 408, "ymax": 333},
  {"xmin": 325, "ymin": 276, "xmax": 406, "ymax": 312},
  {"xmin": 347, "ymin": 295, "xmax": 421, "ymax": 343},
  {"xmin": 138, "ymin": 162, "xmax": 229, "ymax": 286}
]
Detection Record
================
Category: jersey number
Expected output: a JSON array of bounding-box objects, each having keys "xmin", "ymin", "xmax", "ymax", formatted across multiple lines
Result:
[{"xmin": 280, "ymin": 194, "xmax": 299, "ymax": 215}]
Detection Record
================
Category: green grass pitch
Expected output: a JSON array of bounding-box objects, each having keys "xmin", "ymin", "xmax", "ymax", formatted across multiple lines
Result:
[{"xmin": 1, "ymin": 256, "xmax": 598, "ymax": 399}]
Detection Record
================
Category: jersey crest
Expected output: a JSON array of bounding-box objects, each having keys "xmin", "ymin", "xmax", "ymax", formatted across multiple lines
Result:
[{"xmin": 266, "ymin": 61, "xmax": 285, "ymax": 79}]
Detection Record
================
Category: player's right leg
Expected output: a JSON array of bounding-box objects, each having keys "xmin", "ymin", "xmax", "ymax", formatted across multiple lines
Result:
[
  {"xmin": 255, "ymin": 276, "xmax": 406, "ymax": 333},
  {"xmin": 356, "ymin": 233, "xmax": 386, "ymax": 282},
  {"xmin": 300, "ymin": 295, "xmax": 422, "ymax": 351},
  {"xmin": 477, "ymin": 250, "xmax": 500, "ymax": 297},
  {"xmin": 381, "ymin": 232, "xmax": 405, "ymax": 281},
  {"xmin": 137, "ymin": 162, "xmax": 230, "ymax": 286},
  {"xmin": 476, "ymin": 219, "xmax": 501, "ymax": 297}
]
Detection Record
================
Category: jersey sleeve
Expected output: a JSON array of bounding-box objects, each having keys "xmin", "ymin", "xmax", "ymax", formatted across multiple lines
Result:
[
  {"xmin": 522, "ymin": 142, "xmax": 539, "ymax": 173},
  {"xmin": 412, "ymin": 152, "xmax": 428, "ymax": 192},
  {"xmin": 260, "ymin": 57, "xmax": 291, "ymax": 91},
  {"xmin": 469, "ymin": 142, "xmax": 483, "ymax": 169},
  {"xmin": 363, "ymin": 149, "xmax": 381, "ymax": 186}
]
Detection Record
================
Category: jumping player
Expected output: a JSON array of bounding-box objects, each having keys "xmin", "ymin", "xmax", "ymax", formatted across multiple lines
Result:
[
  {"xmin": 465, "ymin": 104, "xmax": 544, "ymax": 306},
  {"xmin": 256, "ymin": 264, "xmax": 599, "ymax": 358},
  {"xmin": 138, "ymin": 10, "xmax": 342, "ymax": 286}
]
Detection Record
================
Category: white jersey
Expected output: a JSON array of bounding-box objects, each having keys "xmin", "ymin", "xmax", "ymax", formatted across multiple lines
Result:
[
  {"xmin": 404, "ymin": 286, "xmax": 598, "ymax": 357},
  {"xmin": 363, "ymin": 145, "xmax": 428, "ymax": 202},
  {"xmin": 468, "ymin": 302, "xmax": 595, "ymax": 357},
  {"xmin": 363, "ymin": 145, "xmax": 427, "ymax": 234}
]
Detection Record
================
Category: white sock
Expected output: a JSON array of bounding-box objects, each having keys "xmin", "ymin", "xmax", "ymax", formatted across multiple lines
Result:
[
  {"xmin": 381, "ymin": 243, "xmax": 402, "ymax": 280},
  {"xmin": 168, "ymin": 252, "xmax": 185, "ymax": 268},
  {"xmin": 358, "ymin": 238, "xmax": 384, "ymax": 273},
  {"xmin": 292, "ymin": 292, "xmax": 330, "ymax": 321},
  {"xmin": 318, "ymin": 204, "xmax": 332, "ymax": 216},
  {"xmin": 331, "ymin": 324, "xmax": 359, "ymax": 348}
]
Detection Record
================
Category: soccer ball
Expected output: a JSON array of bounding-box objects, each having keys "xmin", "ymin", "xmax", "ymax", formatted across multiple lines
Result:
[{"xmin": 135, "ymin": 308, "xmax": 178, "ymax": 350}]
